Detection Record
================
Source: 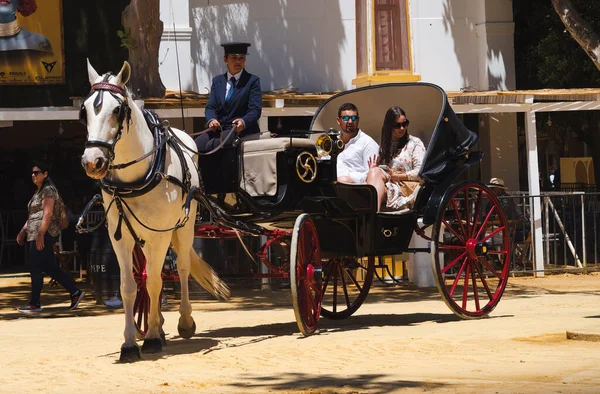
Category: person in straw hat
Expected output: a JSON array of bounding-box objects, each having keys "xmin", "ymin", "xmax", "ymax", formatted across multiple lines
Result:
[{"xmin": 487, "ymin": 177, "xmax": 528, "ymax": 242}]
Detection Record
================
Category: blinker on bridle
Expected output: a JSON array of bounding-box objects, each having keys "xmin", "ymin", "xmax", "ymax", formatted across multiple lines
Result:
[{"xmin": 80, "ymin": 74, "xmax": 132, "ymax": 165}]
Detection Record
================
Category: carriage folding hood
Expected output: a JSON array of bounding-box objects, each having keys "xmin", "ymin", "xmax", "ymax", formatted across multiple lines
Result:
[{"xmin": 309, "ymin": 82, "xmax": 479, "ymax": 185}]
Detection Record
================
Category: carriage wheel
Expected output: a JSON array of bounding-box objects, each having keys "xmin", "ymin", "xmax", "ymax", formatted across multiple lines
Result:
[
  {"xmin": 432, "ymin": 181, "xmax": 510, "ymax": 319},
  {"xmin": 320, "ymin": 256, "xmax": 374, "ymax": 319},
  {"xmin": 290, "ymin": 214, "xmax": 323, "ymax": 336}
]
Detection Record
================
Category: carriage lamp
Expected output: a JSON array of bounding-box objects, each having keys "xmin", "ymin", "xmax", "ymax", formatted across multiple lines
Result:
[{"xmin": 316, "ymin": 134, "xmax": 333, "ymax": 157}]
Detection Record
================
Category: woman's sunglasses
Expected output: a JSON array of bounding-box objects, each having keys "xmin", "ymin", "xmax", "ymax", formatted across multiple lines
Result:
[
  {"xmin": 340, "ymin": 115, "xmax": 359, "ymax": 122},
  {"xmin": 393, "ymin": 120, "xmax": 409, "ymax": 129},
  {"xmin": 32, "ymin": 170, "xmax": 42, "ymax": 176}
]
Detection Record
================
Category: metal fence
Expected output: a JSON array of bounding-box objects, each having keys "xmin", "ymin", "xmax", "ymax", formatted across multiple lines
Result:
[{"xmin": 502, "ymin": 191, "xmax": 600, "ymax": 275}]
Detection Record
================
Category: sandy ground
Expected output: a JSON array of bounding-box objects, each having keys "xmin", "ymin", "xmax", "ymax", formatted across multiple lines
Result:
[{"xmin": 1, "ymin": 273, "xmax": 600, "ymax": 394}]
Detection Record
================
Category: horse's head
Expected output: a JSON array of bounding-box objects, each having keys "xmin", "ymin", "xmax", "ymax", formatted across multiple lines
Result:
[{"xmin": 80, "ymin": 60, "xmax": 132, "ymax": 179}]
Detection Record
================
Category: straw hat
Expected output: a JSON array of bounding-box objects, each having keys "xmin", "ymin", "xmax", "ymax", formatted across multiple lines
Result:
[{"xmin": 487, "ymin": 177, "xmax": 508, "ymax": 189}]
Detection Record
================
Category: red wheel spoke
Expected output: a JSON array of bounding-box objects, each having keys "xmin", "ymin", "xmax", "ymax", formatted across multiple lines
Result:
[
  {"xmin": 476, "ymin": 205, "xmax": 496, "ymax": 239},
  {"xmin": 441, "ymin": 251, "xmax": 467, "ymax": 274},
  {"xmin": 438, "ymin": 243, "xmax": 466, "ymax": 250},
  {"xmin": 322, "ymin": 260, "xmax": 334, "ymax": 295},
  {"xmin": 470, "ymin": 190, "xmax": 483, "ymax": 238},
  {"xmin": 449, "ymin": 257, "xmax": 468, "ymax": 297},
  {"xmin": 477, "ymin": 256, "xmax": 502, "ymax": 279},
  {"xmin": 451, "ymin": 196, "xmax": 469, "ymax": 240},
  {"xmin": 345, "ymin": 268, "xmax": 363, "ymax": 292},
  {"xmin": 332, "ymin": 263, "xmax": 339, "ymax": 312},
  {"xmin": 482, "ymin": 226, "xmax": 506, "ymax": 243},
  {"xmin": 337, "ymin": 264, "xmax": 351, "ymax": 309},
  {"xmin": 487, "ymin": 250, "xmax": 508, "ymax": 255},
  {"xmin": 441, "ymin": 218, "xmax": 466, "ymax": 244},
  {"xmin": 462, "ymin": 263, "xmax": 471, "ymax": 310},
  {"xmin": 471, "ymin": 266, "xmax": 480, "ymax": 311},
  {"xmin": 472, "ymin": 261, "xmax": 493, "ymax": 299}
]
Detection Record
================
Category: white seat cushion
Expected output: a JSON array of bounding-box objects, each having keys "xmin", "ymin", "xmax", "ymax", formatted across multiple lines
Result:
[{"xmin": 240, "ymin": 137, "xmax": 315, "ymax": 197}]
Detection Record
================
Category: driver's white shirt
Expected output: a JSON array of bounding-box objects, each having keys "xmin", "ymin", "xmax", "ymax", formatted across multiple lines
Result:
[{"xmin": 337, "ymin": 129, "xmax": 380, "ymax": 183}]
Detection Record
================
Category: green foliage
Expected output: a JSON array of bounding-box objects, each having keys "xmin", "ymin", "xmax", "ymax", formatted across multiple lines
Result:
[
  {"xmin": 117, "ymin": 28, "xmax": 137, "ymax": 50},
  {"xmin": 514, "ymin": 0, "xmax": 600, "ymax": 89}
]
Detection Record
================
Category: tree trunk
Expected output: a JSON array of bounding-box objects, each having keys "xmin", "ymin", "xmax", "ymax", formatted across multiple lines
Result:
[
  {"xmin": 122, "ymin": 0, "xmax": 165, "ymax": 98},
  {"xmin": 552, "ymin": 0, "xmax": 600, "ymax": 72}
]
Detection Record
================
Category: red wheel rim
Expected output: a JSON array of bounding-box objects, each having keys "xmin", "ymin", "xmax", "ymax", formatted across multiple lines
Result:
[
  {"xmin": 291, "ymin": 215, "xmax": 323, "ymax": 335},
  {"xmin": 433, "ymin": 182, "xmax": 510, "ymax": 318}
]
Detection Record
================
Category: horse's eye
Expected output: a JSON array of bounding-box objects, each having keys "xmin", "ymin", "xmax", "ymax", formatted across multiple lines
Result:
[{"xmin": 112, "ymin": 107, "xmax": 120, "ymax": 115}]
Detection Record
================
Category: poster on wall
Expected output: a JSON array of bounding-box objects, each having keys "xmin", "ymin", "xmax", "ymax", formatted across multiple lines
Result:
[{"xmin": 0, "ymin": 0, "xmax": 64, "ymax": 85}]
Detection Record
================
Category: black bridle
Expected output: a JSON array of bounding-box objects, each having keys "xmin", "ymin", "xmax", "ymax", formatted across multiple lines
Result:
[{"xmin": 79, "ymin": 76, "xmax": 132, "ymax": 166}]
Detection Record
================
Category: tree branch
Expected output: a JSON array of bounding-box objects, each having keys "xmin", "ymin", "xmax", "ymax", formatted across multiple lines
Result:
[{"xmin": 552, "ymin": 0, "xmax": 600, "ymax": 72}]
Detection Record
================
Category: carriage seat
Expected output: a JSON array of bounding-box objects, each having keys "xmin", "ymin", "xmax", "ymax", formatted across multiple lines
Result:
[{"xmin": 240, "ymin": 137, "xmax": 315, "ymax": 197}]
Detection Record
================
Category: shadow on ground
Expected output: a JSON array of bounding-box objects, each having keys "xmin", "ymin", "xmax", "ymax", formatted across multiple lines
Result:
[{"xmin": 225, "ymin": 372, "xmax": 446, "ymax": 394}]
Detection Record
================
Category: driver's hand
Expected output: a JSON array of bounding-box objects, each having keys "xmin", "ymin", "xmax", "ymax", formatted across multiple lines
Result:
[
  {"xmin": 208, "ymin": 120, "xmax": 221, "ymax": 129},
  {"xmin": 232, "ymin": 119, "xmax": 244, "ymax": 133}
]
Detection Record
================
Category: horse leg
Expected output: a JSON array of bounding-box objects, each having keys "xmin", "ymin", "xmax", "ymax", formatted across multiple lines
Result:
[
  {"xmin": 171, "ymin": 225, "xmax": 195, "ymax": 339},
  {"xmin": 114, "ymin": 242, "xmax": 140, "ymax": 363},
  {"xmin": 141, "ymin": 240, "xmax": 170, "ymax": 353}
]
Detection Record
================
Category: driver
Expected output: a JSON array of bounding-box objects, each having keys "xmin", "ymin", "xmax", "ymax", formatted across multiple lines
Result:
[
  {"xmin": 336, "ymin": 103, "xmax": 379, "ymax": 183},
  {"xmin": 195, "ymin": 42, "xmax": 262, "ymax": 152}
]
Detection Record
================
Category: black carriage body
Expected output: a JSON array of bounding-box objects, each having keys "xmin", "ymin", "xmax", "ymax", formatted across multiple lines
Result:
[{"xmin": 198, "ymin": 83, "xmax": 481, "ymax": 258}]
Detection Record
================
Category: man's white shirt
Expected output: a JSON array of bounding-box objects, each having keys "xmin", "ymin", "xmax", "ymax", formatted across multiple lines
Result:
[{"xmin": 337, "ymin": 129, "xmax": 380, "ymax": 183}]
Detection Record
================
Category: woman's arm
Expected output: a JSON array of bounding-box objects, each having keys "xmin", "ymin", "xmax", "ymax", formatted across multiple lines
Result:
[
  {"xmin": 16, "ymin": 220, "xmax": 28, "ymax": 245},
  {"xmin": 35, "ymin": 196, "xmax": 55, "ymax": 250}
]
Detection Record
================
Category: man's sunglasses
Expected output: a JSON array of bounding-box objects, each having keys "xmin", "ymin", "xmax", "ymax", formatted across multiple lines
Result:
[
  {"xmin": 393, "ymin": 120, "xmax": 409, "ymax": 129},
  {"xmin": 340, "ymin": 115, "xmax": 359, "ymax": 122},
  {"xmin": 32, "ymin": 170, "xmax": 42, "ymax": 175}
]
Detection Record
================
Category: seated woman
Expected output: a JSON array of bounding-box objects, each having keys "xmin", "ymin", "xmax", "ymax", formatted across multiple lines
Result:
[{"xmin": 366, "ymin": 106, "xmax": 426, "ymax": 212}]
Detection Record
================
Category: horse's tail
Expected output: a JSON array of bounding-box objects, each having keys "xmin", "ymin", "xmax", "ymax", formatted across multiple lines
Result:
[{"xmin": 189, "ymin": 249, "xmax": 231, "ymax": 300}]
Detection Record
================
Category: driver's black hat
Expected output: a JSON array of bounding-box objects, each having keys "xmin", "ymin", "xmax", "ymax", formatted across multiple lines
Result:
[{"xmin": 221, "ymin": 42, "xmax": 251, "ymax": 56}]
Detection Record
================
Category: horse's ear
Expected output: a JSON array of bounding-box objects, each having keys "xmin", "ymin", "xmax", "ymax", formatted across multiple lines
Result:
[
  {"xmin": 87, "ymin": 58, "xmax": 100, "ymax": 86},
  {"xmin": 117, "ymin": 61, "xmax": 131, "ymax": 86}
]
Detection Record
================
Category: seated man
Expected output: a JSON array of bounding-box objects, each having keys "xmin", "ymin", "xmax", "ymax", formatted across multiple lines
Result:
[{"xmin": 336, "ymin": 103, "xmax": 379, "ymax": 183}]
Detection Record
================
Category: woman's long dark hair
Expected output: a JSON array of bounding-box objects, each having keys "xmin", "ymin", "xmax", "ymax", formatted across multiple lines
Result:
[{"xmin": 379, "ymin": 106, "xmax": 409, "ymax": 165}]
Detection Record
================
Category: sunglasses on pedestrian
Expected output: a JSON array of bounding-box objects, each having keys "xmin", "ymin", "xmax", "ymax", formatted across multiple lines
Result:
[
  {"xmin": 393, "ymin": 120, "xmax": 409, "ymax": 129},
  {"xmin": 32, "ymin": 170, "xmax": 42, "ymax": 176},
  {"xmin": 340, "ymin": 115, "xmax": 359, "ymax": 122}
]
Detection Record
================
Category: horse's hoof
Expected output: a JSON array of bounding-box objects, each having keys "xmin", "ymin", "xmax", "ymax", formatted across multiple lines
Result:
[
  {"xmin": 178, "ymin": 321, "xmax": 196, "ymax": 339},
  {"xmin": 119, "ymin": 346, "xmax": 141, "ymax": 363},
  {"xmin": 160, "ymin": 332, "xmax": 167, "ymax": 346},
  {"xmin": 141, "ymin": 338, "xmax": 163, "ymax": 354}
]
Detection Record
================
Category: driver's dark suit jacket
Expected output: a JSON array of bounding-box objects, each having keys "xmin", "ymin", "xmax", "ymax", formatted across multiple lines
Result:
[{"xmin": 204, "ymin": 69, "xmax": 262, "ymax": 138}]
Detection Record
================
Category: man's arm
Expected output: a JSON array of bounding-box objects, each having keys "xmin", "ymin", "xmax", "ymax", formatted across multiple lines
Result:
[
  {"xmin": 205, "ymin": 79, "xmax": 218, "ymax": 125},
  {"xmin": 240, "ymin": 76, "xmax": 262, "ymax": 130}
]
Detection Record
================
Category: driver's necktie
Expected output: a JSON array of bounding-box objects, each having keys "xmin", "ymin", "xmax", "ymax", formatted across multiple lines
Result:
[{"xmin": 225, "ymin": 77, "xmax": 236, "ymax": 101}]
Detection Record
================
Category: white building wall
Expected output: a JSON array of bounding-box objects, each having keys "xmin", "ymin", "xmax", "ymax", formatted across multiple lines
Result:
[
  {"xmin": 158, "ymin": 0, "xmax": 516, "ymax": 94},
  {"xmin": 173, "ymin": 0, "xmax": 357, "ymax": 94}
]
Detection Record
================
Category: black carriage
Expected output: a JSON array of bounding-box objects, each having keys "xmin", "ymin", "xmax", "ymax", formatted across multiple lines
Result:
[{"xmin": 140, "ymin": 83, "xmax": 511, "ymax": 336}]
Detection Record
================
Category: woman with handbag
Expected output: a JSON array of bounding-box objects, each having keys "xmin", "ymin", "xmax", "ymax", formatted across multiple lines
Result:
[{"xmin": 16, "ymin": 161, "xmax": 84, "ymax": 313}]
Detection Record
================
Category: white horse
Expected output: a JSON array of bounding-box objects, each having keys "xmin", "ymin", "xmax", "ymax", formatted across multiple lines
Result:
[{"xmin": 80, "ymin": 60, "xmax": 229, "ymax": 362}]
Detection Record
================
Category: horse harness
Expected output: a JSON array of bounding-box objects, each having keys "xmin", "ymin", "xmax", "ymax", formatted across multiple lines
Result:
[{"xmin": 79, "ymin": 78, "xmax": 198, "ymax": 247}]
